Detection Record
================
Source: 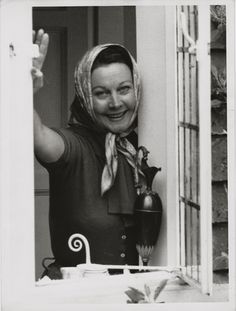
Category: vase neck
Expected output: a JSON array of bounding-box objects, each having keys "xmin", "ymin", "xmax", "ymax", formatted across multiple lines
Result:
[{"xmin": 143, "ymin": 167, "xmax": 159, "ymax": 190}]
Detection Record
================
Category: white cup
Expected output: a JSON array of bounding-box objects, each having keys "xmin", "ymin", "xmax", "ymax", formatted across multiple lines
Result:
[{"xmin": 77, "ymin": 263, "xmax": 109, "ymax": 278}]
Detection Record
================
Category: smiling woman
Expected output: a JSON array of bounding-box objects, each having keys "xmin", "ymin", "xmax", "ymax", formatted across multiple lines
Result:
[
  {"xmin": 91, "ymin": 46, "xmax": 136, "ymax": 133},
  {"xmin": 91, "ymin": 63, "xmax": 136, "ymax": 134},
  {"xmin": 33, "ymin": 38, "xmax": 144, "ymax": 278}
]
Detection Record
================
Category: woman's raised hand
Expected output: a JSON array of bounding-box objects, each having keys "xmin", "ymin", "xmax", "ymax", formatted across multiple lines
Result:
[
  {"xmin": 32, "ymin": 29, "xmax": 49, "ymax": 93},
  {"xmin": 32, "ymin": 29, "xmax": 65, "ymax": 162}
]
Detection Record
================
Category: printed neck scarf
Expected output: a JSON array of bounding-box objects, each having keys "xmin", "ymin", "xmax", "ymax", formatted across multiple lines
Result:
[{"xmin": 69, "ymin": 43, "xmax": 142, "ymax": 196}]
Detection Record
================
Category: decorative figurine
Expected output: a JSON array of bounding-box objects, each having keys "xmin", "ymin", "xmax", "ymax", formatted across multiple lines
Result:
[{"xmin": 134, "ymin": 146, "xmax": 163, "ymax": 266}]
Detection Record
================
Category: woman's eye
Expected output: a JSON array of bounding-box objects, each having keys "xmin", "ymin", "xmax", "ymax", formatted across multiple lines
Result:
[
  {"xmin": 94, "ymin": 90, "xmax": 108, "ymax": 99},
  {"xmin": 119, "ymin": 86, "xmax": 131, "ymax": 94}
]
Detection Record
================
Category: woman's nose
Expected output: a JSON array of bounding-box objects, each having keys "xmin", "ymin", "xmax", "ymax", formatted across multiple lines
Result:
[{"xmin": 108, "ymin": 92, "xmax": 122, "ymax": 109}]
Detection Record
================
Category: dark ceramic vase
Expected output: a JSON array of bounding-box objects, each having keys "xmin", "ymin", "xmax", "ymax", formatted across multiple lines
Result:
[{"xmin": 134, "ymin": 147, "xmax": 163, "ymax": 265}]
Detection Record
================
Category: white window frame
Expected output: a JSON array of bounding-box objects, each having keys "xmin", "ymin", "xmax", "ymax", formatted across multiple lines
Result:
[
  {"xmin": 197, "ymin": 5, "xmax": 213, "ymax": 294},
  {"xmin": 175, "ymin": 5, "xmax": 213, "ymax": 294},
  {"xmin": 137, "ymin": 4, "xmax": 213, "ymax": 294},
  {"xmin": 0, "ymin": 0, "xmax": 235, "ymax": 310}
]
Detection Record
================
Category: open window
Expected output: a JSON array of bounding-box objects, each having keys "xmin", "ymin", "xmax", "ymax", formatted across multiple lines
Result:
[
  {"xmin": 0, "ymin": 1, "xmax": 235, "ymax": 309},
  {"xmin": 176, "ymin": 5, "xmax": 232, "ymax": 296},
  {"xmin": 176, "ymin": 5, "xmax": 212, "ymax": 294}
]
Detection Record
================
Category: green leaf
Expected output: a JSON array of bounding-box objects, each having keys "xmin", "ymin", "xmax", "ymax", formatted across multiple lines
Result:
[
  {"xmin": 144, "ymin": 284, "xmax": 151, "ymax": 298},
  {"xmin": 153, "ymin": 279, "xmax": 168, "ymax": 301},
  {"xmin": 125, "ymin": 287, "xmax": 145, "ymax": 303},
  {"xmin": 128, "ymin": 286, "xmax": 145, "ymax": 296}
]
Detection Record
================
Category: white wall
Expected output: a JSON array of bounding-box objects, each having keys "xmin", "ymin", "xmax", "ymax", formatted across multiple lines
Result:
[
  {"xmin": 136, "ymin": 6, "xmax": 178, "ymax": 266},
  {"xmin": 0, "ymin": 0, "xmax": 35, "ymax": 304}
]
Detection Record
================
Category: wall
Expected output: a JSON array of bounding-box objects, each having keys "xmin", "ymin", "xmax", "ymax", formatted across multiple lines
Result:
[
  {"xmin": 97, "ymin": 6, "xmax": 136, "ymax": 58},
  {"xmin": 210, "ymin": 6, "xmax": 228, "ymax": 274},
  {"xmin": 136, "ymin": 6, "xmax": 178, "ymax": 266}
]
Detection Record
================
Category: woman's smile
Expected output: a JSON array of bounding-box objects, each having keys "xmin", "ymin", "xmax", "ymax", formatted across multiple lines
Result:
[
  {"xmin": 106, "ymin": 110, "xmax": 128, "ymax": 120},
  {"xmin": 91, "ymin": 63, "xmax": 136, "ymax": 133}
]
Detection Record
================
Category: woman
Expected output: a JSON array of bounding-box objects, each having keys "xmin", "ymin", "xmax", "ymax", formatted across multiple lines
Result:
[{"xmin": 33, "ymin": 29, "xmax": 144, "ymax": 279}]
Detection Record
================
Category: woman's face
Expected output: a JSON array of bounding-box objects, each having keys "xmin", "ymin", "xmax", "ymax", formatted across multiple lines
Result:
[{"xmin": 91, "ymin": 63, "xmax": 136, "ymax": 134}]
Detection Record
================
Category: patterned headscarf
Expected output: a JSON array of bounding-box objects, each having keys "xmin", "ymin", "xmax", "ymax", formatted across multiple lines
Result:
[{"xmin": 70, "ymin": 43, "xmax": 142, "ymax": 195}]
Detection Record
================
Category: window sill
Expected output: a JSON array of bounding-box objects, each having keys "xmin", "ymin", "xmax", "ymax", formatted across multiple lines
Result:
[{"xmin": 31, "ymin": 270, "xmax": 228, "ymax": 304}]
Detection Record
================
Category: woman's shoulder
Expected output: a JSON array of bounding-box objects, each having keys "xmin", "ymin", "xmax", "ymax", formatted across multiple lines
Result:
[
  {"xmin": 54, "ymin": 126, "xmax": 91, "ymax": 144},
  {"xmin": 58, "ymin": 126, "xmax": 105, "ymax": 159},
  {"xmin": 38, "ymin": 127, "xmax": 90, "ymax": 168},
  {"xmin": 58, "ymin": 125, "xmax": 95, "ymax": 138}
]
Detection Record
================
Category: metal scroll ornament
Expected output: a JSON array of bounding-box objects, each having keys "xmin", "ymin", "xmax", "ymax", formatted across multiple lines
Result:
[{"xmin": 134, "ymin": 146, "xmax": 162, "ymax": 266}]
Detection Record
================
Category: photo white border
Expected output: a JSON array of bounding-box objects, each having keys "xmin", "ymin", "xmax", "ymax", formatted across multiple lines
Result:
[{"xmin": 0, "ymin": 0, "xmax": 235, "ymax": 310}]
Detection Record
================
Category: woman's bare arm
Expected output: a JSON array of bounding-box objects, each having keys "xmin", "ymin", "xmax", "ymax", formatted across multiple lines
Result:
[{"xmin": 33, "ymin": 29, "xmax": 65, "ymax": 163}]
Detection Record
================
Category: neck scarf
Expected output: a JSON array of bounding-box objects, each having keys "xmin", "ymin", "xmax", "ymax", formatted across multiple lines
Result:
[{"xmin": 69, "ymin": 44, "xmax": 142, "ymax": 196}]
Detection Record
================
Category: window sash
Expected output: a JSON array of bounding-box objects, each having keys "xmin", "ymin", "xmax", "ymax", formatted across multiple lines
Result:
[
  {"xmin": 176, "ymin": 5, "xmax": 213, "ymax": 295},
  {"xmin": 197, "ymin": 5, "xmax": 213, "ymax": 295}
]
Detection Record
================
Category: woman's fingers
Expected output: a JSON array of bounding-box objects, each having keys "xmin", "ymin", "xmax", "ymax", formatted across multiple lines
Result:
[
  {"xmin": 39, "ymin": 33, "xmax": 49, "ymax": 61},
  {"xmin": 32, "ymin": 30, "xmax": 36, "ymax": 42},
  {"xmin": 32, "ymin": 29, "xmax": 49, "ymax": 91},
  {"xmin": 34, "ymin": 28, "xmax": 45, "ymax": 45},
  {"xmin": 32, "ymin": 29, "xmax": 49, "ymax": 71},
  {"xmin": 31, "ymin": 67, "xmax": 43, "ymax": 78},
  {"xmin": 31, "ymin": 67, "xmax": 44, "ymax": 93}
]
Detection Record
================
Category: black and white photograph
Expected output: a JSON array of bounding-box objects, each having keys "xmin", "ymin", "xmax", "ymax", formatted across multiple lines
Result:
[{"xmin": 0, "ymin": 0, "xmax": 235, "ymax": 310}]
